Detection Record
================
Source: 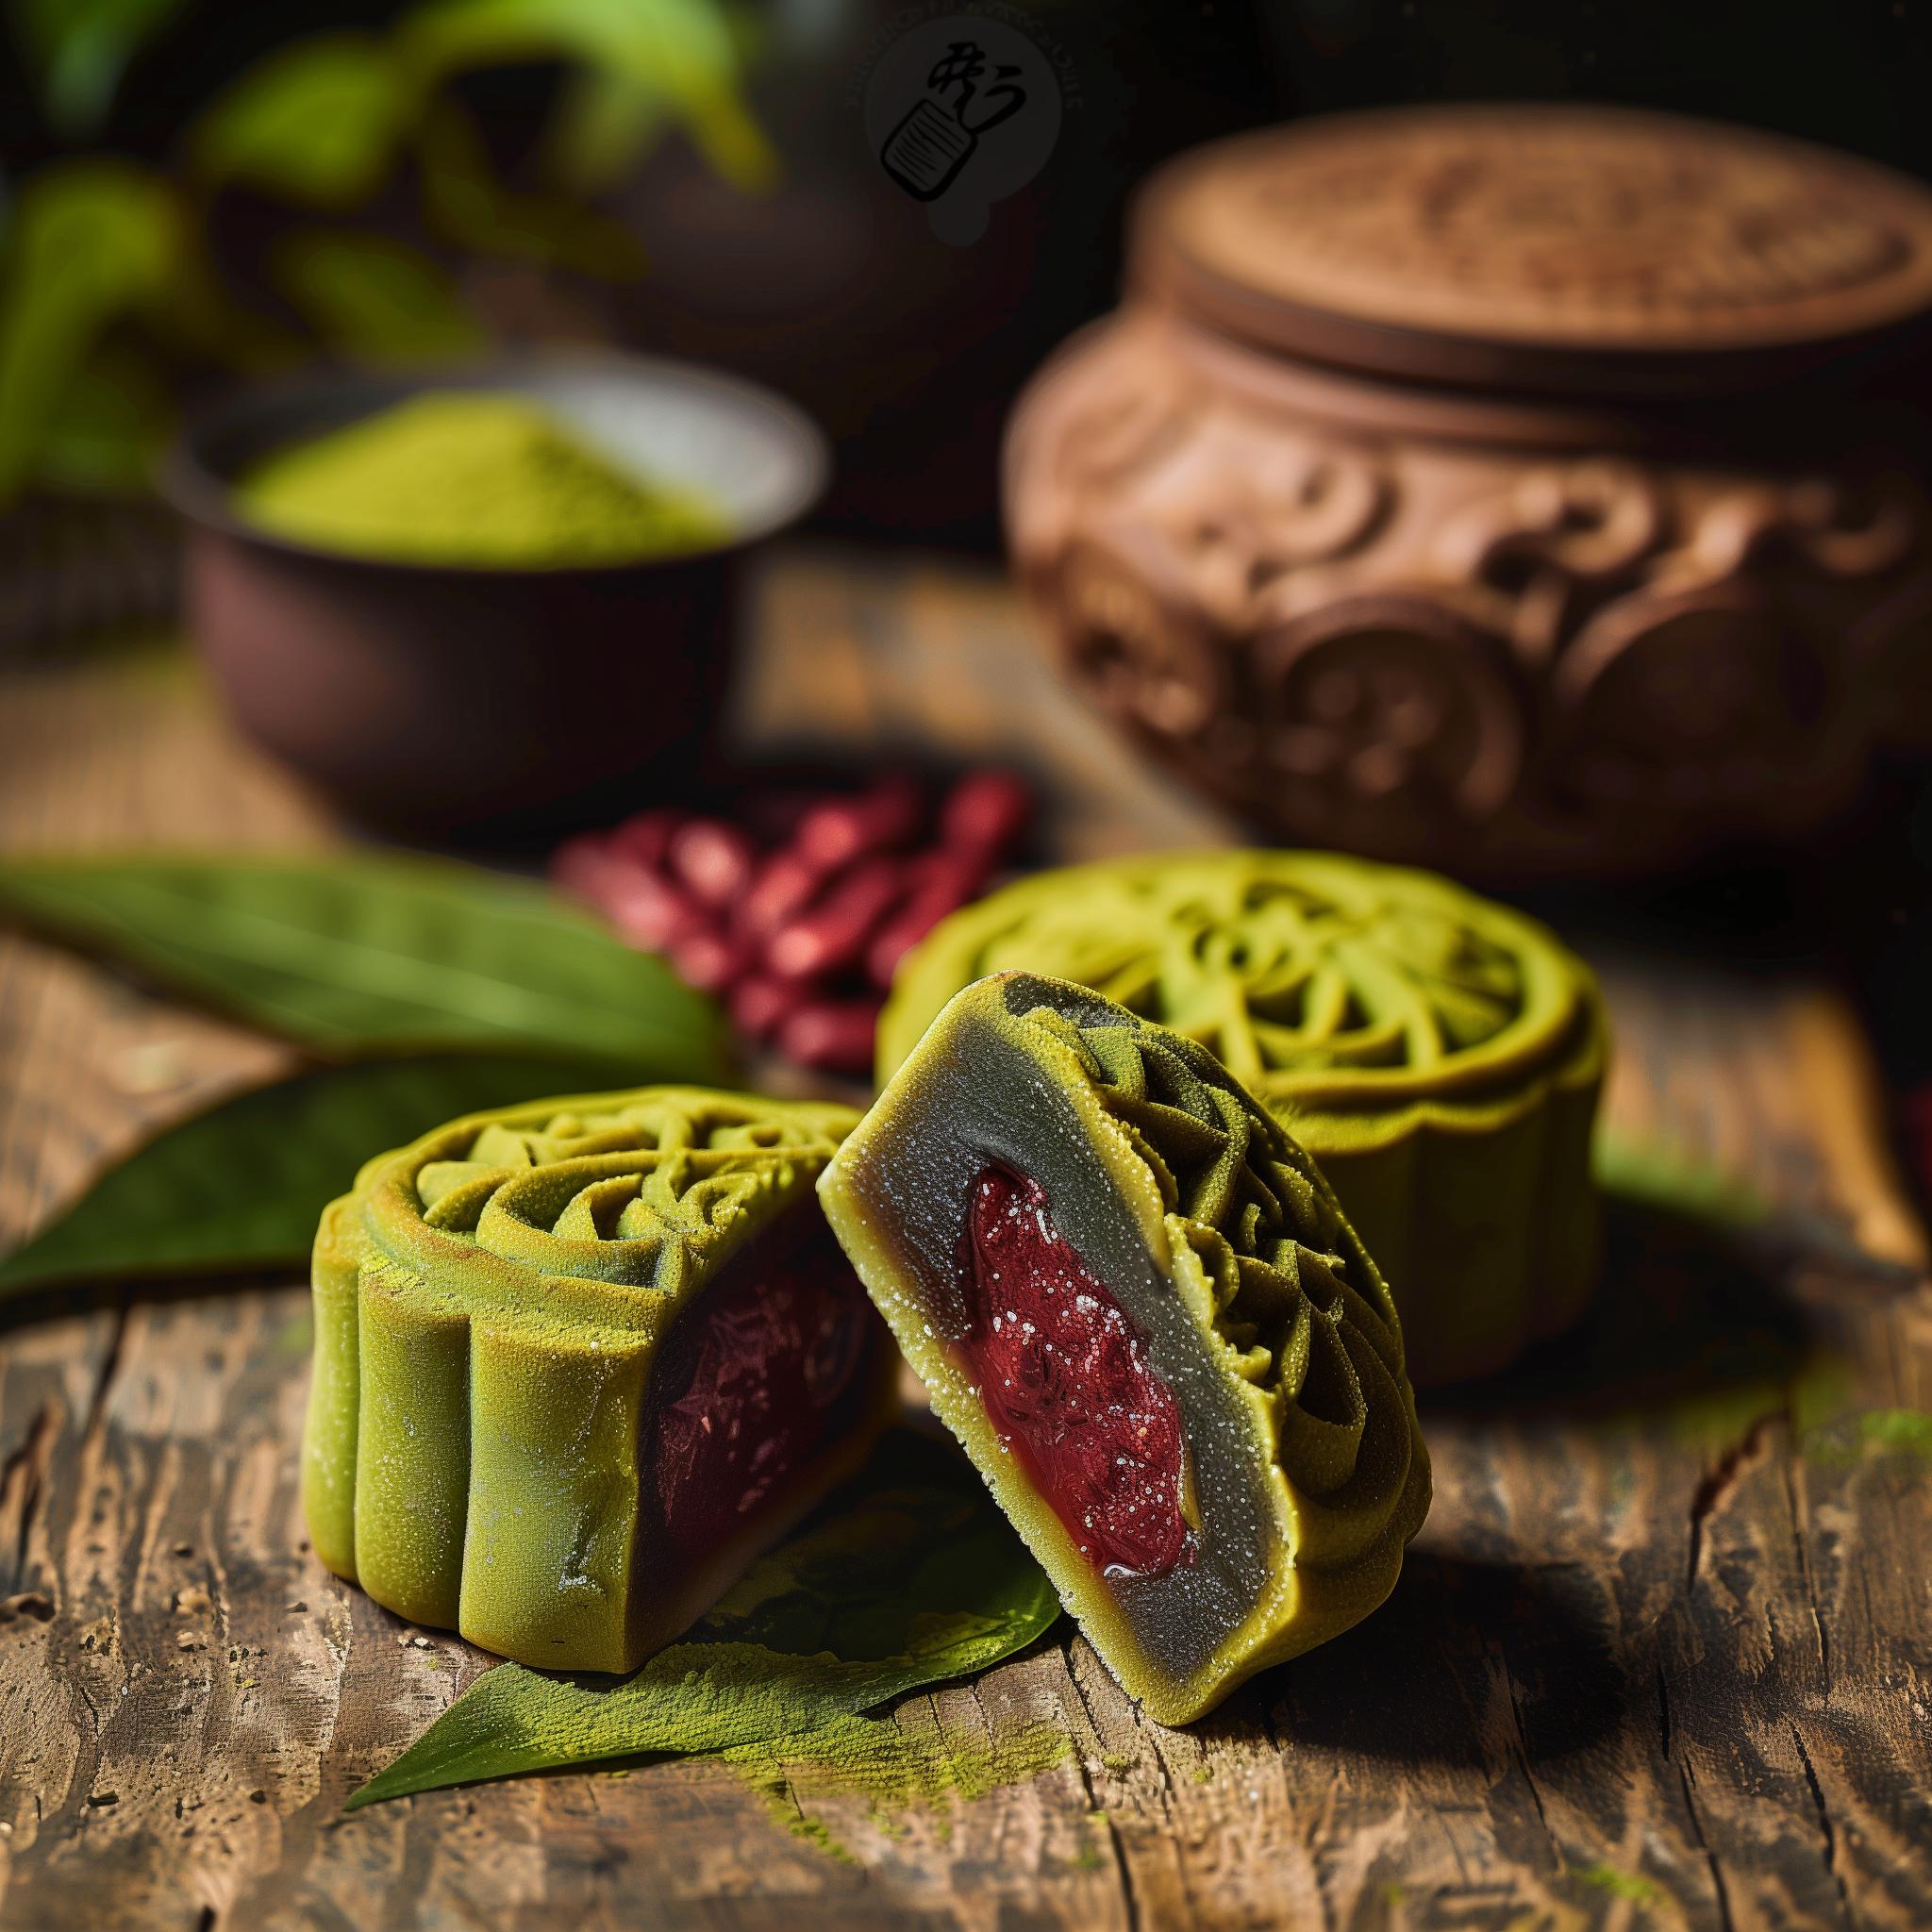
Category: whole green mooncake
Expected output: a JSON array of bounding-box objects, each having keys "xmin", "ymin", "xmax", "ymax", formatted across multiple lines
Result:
[
  {"xmin": 303, "ymin": 1088, "xmax": 895, "ymax": 1673},
  {"xmin": 820, "ymin": 972, "xmax": 1430, "ymax": 1724},
  {"xmin": 876, "ymin": 851, "xmax": 1607, "ymax": 1385}
]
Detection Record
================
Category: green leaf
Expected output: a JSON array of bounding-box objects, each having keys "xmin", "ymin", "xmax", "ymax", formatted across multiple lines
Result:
[
  {"xmin": 189, "ymin": 33, "xmax": 408, "ymax": 207},
  {"xmin": 0, "ymin": 161, "xmax": 177, "ymax": 501},
  {"xmin": 401, "ymin": 0, "xmax": 776, "ymax": 190},
  {"xmin": 349, "ymin": 1433, "xmax": 1060, "ymax": 1807},
  {"xmin": 0, "ymin": 1053, "xmax": 627, "ymax": 1297},
  {"xmin": 272, "ymin": 231, "xmax": 487, "ymax": 364},
  {"xmin": 14, "ymin": 0, "xmax": 192, "ymax": 136},
  {"xmin": 0, "ymin": 852, "xmax": 733, "ymax": 1073}
]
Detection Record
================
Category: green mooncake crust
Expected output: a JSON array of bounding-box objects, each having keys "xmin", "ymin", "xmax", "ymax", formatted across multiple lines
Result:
[
  {"xmin": 302, "ymin": 1087, "xmax": 894, "ymax": 1673},
  {"xmin": 820, "ymin": 972, "xmax": 1430, "ymax": 1724},
  {"xmin": 876, "ymin": 851, "xmax": 1607, "ymax": 1385}
]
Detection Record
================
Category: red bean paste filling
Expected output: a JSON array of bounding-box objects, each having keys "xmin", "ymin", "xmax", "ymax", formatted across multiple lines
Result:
[
  {"xmin": 642, "ymin": 1210, "xmax": 877, "ymax": 1572},
  {"xmin": 957, "ymin": 1166, "xmax": 1194, "ymax": 1582}
]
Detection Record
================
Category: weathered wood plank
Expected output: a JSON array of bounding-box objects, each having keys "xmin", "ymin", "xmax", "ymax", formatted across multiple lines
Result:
[{"xmin": 2, "ymin": 561, "xmax": 1929, "ymax": 1932}]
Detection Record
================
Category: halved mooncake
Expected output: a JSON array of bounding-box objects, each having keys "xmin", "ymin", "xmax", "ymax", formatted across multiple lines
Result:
[
  {"xmin": 819, "ymin": 972, "xmax": 1430, "ymax": 1724},
  {"xmin": 876, "ymin": 851, "xmax": 1607, "ymax": 1384},
  {"xmin": 302, "ymin": 1088, "xmax": 895, "ymax": 1673}
]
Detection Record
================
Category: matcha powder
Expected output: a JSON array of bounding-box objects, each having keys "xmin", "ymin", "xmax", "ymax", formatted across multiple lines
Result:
[
  {"xmin": 724, "ymin": 1713, "xmax": 1073, "ymax": 1860},
  {"xmin": 234, "ymin": 391, "xmax": 730, "ymax": 568}
]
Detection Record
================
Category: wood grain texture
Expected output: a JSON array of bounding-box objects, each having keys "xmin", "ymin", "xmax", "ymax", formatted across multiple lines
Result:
[{"xmin": 3, "ymin": 560, "xmax": 1930, "ymax": 1931}]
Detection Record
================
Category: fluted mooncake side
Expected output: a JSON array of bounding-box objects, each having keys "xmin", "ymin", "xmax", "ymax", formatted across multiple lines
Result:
[
  {"xmin": 877, "ymin": 851, "xmax": 1607, "ymax": 1384},
  {"xmin": 303, "ymin": 1088, "xmax": 894, "ymax": 1673},
  {"xmin": 821, "ymin": 972, "xmax": 1430, "ymax": 1724}
]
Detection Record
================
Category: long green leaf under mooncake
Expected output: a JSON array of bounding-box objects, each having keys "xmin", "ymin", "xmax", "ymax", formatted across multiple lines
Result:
[
  {"xmin": 876, "ymin": 852, "xmax": 1607, "ymax": 1386},
  {"xmin": 819, "ymin": 973, "xmax": 1430, "ymax": 1724},
  {"xmin": 303, "ymin": 1088, "xmax": 896, "ymax": 1673}
]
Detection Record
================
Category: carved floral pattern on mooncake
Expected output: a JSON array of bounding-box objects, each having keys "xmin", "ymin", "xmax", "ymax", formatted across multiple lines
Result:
[
  {"xmin": 1017, "ymin": 997, "xmax": 1419, "ymax": 1537},
  {"xmin": 303, "ymin": 1088, "xmax": 891, "ymax": 1675},
  {"xmin": 878, "ymin": 852, "xmax": 1607, "ymax": 1385}
]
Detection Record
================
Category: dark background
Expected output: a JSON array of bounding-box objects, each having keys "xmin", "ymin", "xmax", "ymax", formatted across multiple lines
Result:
[
  {"xmin": 8, "ymin": 0, "xmax": 1931, "ymax": 548},
  {"xmin": 8, "ymin": 0, "xmax": 1932, "ymax": 1143}
]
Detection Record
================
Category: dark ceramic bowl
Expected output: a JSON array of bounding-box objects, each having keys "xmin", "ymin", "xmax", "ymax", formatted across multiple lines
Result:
[{"xmin": 162, "ymin": 357, "xmax": 827, "ymax": 836}]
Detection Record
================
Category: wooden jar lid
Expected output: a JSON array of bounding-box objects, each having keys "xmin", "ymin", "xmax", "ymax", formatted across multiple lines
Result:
[{"xmin": 1132, "ymin": 105, "xmax": 1932, "ymax": 397}]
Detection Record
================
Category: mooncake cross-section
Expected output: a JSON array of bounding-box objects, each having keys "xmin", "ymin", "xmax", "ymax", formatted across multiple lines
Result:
[
  {"xmin": 876, "ymin": 849, "xmax": 1607, "ymax": 1384},
  {"xmin": 820, "ymin": 972, "xmax": 1431, "ymax": 1724},
  {"xmin": 302, "ymin": 1088, "xmax": 895, "ymax": 1673}
]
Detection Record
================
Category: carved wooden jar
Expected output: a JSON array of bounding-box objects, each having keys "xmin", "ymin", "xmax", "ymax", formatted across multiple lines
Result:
[{"xmin": 1005, "ymin": 107, "xmax": 1932, "ymax": 876}]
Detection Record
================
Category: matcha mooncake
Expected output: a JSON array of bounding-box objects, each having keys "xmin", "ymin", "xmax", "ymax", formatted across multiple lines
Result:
[
  {"xmin": 819, "ymin": 972, "xmax": 1430, "ymax": 1724},
  {"xmin": 876, "ymin": 851, "xmax": 1607, "ymax": 1385},
  {"xmin": 302, "ymin": 1088, "xmax": 895, "ymax": 1673}
]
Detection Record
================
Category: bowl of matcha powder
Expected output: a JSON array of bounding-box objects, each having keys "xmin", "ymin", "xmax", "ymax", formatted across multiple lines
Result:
[{"xmin": 164, "ymin": 358, "xmax": 826, "ymax": 834}]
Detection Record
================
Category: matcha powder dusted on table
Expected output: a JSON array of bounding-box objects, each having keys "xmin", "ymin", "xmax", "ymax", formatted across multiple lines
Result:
[{"xmin": 233, "ymin": 391, "xmax": 731, "ymax": 568}]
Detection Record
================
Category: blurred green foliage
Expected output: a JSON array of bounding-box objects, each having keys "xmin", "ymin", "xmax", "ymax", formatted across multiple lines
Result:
[
  {"xmin": 271, "ymin": 230, "xmax": 489, "ymax": 364},
  {"xmin": 400, "ymin": 0, "xmax": 774, "ymax": 189},
  {"xmin": 191, "ymin": 33, "xmax": 413, "ymax": 207},
  {"xmin": 0, "ymin": 160, "xmax": 176, "ymax": 498},
  {"xmin": 0, "ymin": 0, "xmax": 774, "ymax": 506},
  {"xmin": 13, "ymin": 0, "xmax": 190, "ymax": 138}
]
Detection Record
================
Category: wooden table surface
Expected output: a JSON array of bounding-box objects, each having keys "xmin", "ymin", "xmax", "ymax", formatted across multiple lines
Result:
[{"xmin": 3, "ymin": 550, "xmax": 1931, "ymax": 1932}]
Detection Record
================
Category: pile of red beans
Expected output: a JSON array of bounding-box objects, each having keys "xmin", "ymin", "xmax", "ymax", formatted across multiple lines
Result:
[{"xmin": 552, "ymin": 772, "xmax": 1031, "ymax": 1074}]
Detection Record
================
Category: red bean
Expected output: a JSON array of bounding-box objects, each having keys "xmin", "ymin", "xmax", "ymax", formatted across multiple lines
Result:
[
  {"xmin": 864, "ymin": 855, "xmax": 991, "ymax": 990},
  {"xmin": 898, "ymin": 846, "xmax": 992, "ymax": 902},
  {"xmin": 729, "ymin": 973, "xmax": 804, "ymax": 1039},
  {"xmin": 668, "ymin": 818, "xmax": 757, "ymax": 909},
  {"xmin": 864, "ymin": 920, "xmax": 920, "ymax": 992},
  {"xmin": 549, "ymin": 833, "xmax": 619, "ymax": 900},
  {"xmin": 733, "ymin": 785, "xmax": 833, "ymax": 845},
  {"xmin": 793, "ymin": 777, "xmax": 924, "ymax": 873},
  {"xmin": 765, "ymin": 858, "xmax": 906, "ymax": 982},
  {"xmin": 777, "ymin": 997, "xmax": 882, "ymax": 1074},
  {"xmin": 598, "ymin": 866, "xmax": 706, "ymax": 950},
  {"xmin": 556, "ymin": 771, "xmax": 1025, "ymax": 1062},
  {"xmin": 866, "ymin": 901, "xmax": 947, "ymax": 991},
  {"xmin": 738, "ymin": 849, "xmax": 823, "ymax": 941},
  {"xmin": 940, "ymin": 770, "xmax": 1031, "ymax": 856},
  {"xmin": 670, "ymin": 928, "xmax": 753, "ymax": 994},
  {"xmin": 552, "ymin": 840, "xmax": 702, "ymax": 947},
  {"xmin": 607, "ymin": 809, "xmax": 687, "ymax": 871}
]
